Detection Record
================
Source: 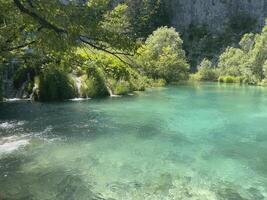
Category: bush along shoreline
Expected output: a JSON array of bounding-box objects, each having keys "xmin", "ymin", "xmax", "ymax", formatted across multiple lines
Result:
[
  {"xmin": 1, "ymin": 0, "xmax": 267, "ymax": 102},
  {"xmin": 191, "ymin": 20, "xmax": 267, "ymax": 86},
  {"xmin": 1, "ymin": 20, "xmax": 267, "ymax": 102},
  {"xmin": 0, "ymin": 27, "xmax": 188, "ymax": 102}
]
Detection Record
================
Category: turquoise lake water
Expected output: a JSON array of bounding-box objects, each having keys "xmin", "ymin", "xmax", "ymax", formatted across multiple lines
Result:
[{"xmin": 0, "ymin": 83, "xmax": 267, "ymax": 199}]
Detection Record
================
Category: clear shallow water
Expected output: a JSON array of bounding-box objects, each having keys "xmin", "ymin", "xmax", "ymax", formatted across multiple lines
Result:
[{"xmin": 0, "ymin": 83, "xmax": 267, "ymax": 200}]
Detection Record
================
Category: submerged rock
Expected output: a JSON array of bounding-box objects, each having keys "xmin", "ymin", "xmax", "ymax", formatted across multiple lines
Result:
[{"xmin": 216, "ymin": 187, "xmax": 249, "ymax": 200}]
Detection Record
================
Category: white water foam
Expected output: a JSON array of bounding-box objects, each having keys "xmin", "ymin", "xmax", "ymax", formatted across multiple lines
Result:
[
  {"xmin": 69, "ymin": 98, "xmax": 91, "ymax": 101},
  {"xmin": 0, "ymin": 136, "xmax": 29, "ymax": 155},
  {"xmin": 3, "ymin": 98, "xmax": 30, "ymax": 102},
  {"xmin": 110, "ymin": 94, "xmax": 122, "ymax": 98},
  {"xmin": 0, "ymin": 121, "xmax": 26, "ymax": 130}
]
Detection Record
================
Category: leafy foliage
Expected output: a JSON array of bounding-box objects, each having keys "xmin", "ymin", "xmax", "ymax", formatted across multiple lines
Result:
[
  {"xmin": 218, "ymin": 47, "xmax": 244, "ymax": 77},
  {"xmin": 192, "ymin": 58, "xmax": 218, "ymax": 81},
  {"xmin": 81, "ymin": 66, "xmax": 109, "ymax": 98},
  {"xmin": 137, "ymin": 27, "xmax": 189, "ymax": 82},
  {"xmin": 109, "ymin": 79, "xmax": 131, "ymax": 95},
  {"xmin": 38, "ymin": 66, "xmax": 77, "ymax": 101},
  {"xmin": 218, "ymin": 76, "xmax": 243, "ymax": 83},
  {"xmin": 0, "ymin": 0, "xmax": 136, "ymax": 66},
  {"xmin": 217, "ymin": 20, "xmax": 267, "ymax": 84}
]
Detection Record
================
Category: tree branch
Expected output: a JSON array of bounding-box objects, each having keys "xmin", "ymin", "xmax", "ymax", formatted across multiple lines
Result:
[
  {"xmin": 79, "ymin": 35, "xmax": 134, "ymax": 56},
  {"xmin": 3, "ymin": 40, "xmax": 36, "ymax": 52},
  {"xmin": 13, "ymin": 0, "xmax": 66, "ymax": 34},
  {"xmin": 12, "ymin": 0, "xmax": 135, "ymax": 66},
  {"xmin": 79, "ymin": 36, "xmax": 136, "ymax": 67}
]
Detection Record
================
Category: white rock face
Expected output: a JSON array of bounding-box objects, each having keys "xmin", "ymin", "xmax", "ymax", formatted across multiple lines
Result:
[
  {"xmin": 164, "ymin": 0, "xmax": 267, "ymax": 32},
  {"xmin": 112, "ymin": 0, "xmax": 267, "ymax": 32}
]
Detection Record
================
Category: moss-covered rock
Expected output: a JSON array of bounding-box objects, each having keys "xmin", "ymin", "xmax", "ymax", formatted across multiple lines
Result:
[
  {"xmin": 109, "ymin": 79, "xmax": 131, "ymax": 95},
  {"xmin": 80, "ymin": 67, "xmax": 109, "ymax": 98},
  {"xmin": 37, "ymin": 68, "xmax": 77, "ymax": 101},
  {"xmin": 146, "ymin": 78, "xmax": 167, "ymax": 87},
  {"xmin": 130, "ymin": 77, "xmax": 146, "ymax": 91}
]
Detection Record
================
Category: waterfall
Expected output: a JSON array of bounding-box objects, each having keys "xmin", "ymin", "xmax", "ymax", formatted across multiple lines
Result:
[
  {"xmin": 104, "ymin": 78, "xmax": 121, "ymax": 98},
  {"xmin": 106, "ymin": 84, "xmax": 121, "ymax": 97},
  {"xmin": 69, "ymin": 73, "xmax": 91, "ymax": 101},
  {"xmin": 2, "ymin": 60, "xmax": 29, "ymax": 100},
  {"xmin": 106, "ymin": 85, "xmax": 113, "ymax": 97},
  {"xmin": 71, "ymin": 73, "xmax": 82, "ymax": 98},
  {"xmin": 30, "ymin": 83, "xmax": 38, "ymax": 100}
]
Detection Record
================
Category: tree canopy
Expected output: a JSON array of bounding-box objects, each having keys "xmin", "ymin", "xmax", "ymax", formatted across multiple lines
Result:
[
  {"xmin": 137, "ymin": 27, "xmax": 189, "ymax": 82},
  {"xmin": 0, "ymin": 0, "xmax": 135, "ymax": 64}
]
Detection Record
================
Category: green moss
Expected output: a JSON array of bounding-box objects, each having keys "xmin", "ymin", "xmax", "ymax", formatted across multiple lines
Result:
[
  {"xmin": 80, "ymin": 67, "xmax": 109, "ymax": 98},
  {"xmin": 129, "ymin": 75, "xmax": 146, "ymax": 91},
  {"xmin": 218, "ymin": 76, "xmax": 225, "ymax": 83},
  {"xmin": 258, "ymin": 79, "xmax": 267, "ymax": 86},
  {"xmin": 146, "ymin": 78, "xmax": 167, "ymax": 87},
  {"xmin": 218, "ymin": 76, "xmax": 243, "ymax": 83},
  {"xmin": 113, "ymin": 80, "xmax": 131, "ymax": 95},
  {"xmin": 222, "ymin": 76, "xmax": 235, "ymax": 83},
  {"xmin": 38, "ymin": 68, "xmax": 77, "ymax": 101}
]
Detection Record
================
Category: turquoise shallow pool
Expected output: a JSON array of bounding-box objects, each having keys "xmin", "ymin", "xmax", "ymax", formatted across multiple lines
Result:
[{"xmin": 0, "ymin": 83, "xmax": 267, "ymax": 199}]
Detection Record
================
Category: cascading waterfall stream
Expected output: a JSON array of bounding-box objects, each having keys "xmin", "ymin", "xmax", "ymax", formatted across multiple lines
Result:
[
  {"xmin": 71, "ymin": 73, "xmax": 82, "ymax": 98},
  {"xmin": 105, "ymin": 80, "xmax": 121, "ymax": 97},
  {"xmin": 30, "ymin": 83, "xmax": 38, "ymax": 100},
  {"xmin": 106, "ymin": 85, "xmax": 113, "ymax": 97},
  {"xmin": 69, "ymin": 73, "xmax": 92, "ymax": 101}
]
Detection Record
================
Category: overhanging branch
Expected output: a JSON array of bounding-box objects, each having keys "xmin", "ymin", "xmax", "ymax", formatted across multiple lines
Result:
[
  {"xmin": 13, "ymin": 0, "xmax": 66, "ymax": 34},
  {"xmin": 12, "ymin": 0, "xmax": 135, "ymax": 67},
  {"xmin": 4, "ymin": 40, "xmax": 36, "ymax": 52}
]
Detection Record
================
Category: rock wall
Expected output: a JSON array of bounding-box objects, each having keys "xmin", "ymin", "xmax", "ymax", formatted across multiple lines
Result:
[{"xmin": 164, "ymin": 0, "xmax": 267, "ymax": 32}]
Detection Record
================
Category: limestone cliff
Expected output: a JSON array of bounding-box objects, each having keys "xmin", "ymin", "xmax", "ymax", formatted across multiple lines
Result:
[{"xmin": 164, "ymin": 0, "xmax": 267, "ymax": 32}]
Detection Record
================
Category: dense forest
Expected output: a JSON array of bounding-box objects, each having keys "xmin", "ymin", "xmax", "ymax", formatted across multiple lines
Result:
[{"xmin": 1, "ymin": 0, "xmax": 267, "ymax": 101}]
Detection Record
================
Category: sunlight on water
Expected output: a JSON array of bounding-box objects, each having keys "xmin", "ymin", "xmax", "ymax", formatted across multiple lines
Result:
[{"xmin": 0, "ymin": 83, "xmax": 267, "ymax": 200}]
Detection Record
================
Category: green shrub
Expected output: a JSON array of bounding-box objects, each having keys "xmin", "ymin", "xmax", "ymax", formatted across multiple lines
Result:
[
  {"xmin": 224, "ymin": 76, "xmax": 235, "ymax": 83},
  {"xmin": 218, "ymin": 76, "xmax": 243, "ymax": 83},
  {"xmin": 191, "ymin": 59, "xmax": 218, "ymax": 82},
  {"xmin": 218, "ymin": 76, "xmax": 224, "ymax": 83},
  {"xmin": 130, "ymin": 77, "xmax": 146, "ymax": 91},
  {"xmin": 127, "ymin": 72, "xmax": 146, "ymax": 91},
  {"xmin": 189, "ymin": 73, "xmax": 201, "ymax": 82},
  {"xmin": 113, "ymin": 80, "xmax": 131, "ymax": 95},
  {"xmin": 80, "ymin": 67, "xmax": 109, "ymax": 98},
  {"xmin": 217, "ymin": 20, "xmax": 267, "ymax": 84},
  {"xmin": 146, "ymin": 78, "xmax": 167, "ymax": 87},
  {"xmin": 137, "ymin": 27, "xmax": 189, "ymax": 82},
  {"xmin": 38, "ymin": 68, "xmax": 77, "ymax": 101}
]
